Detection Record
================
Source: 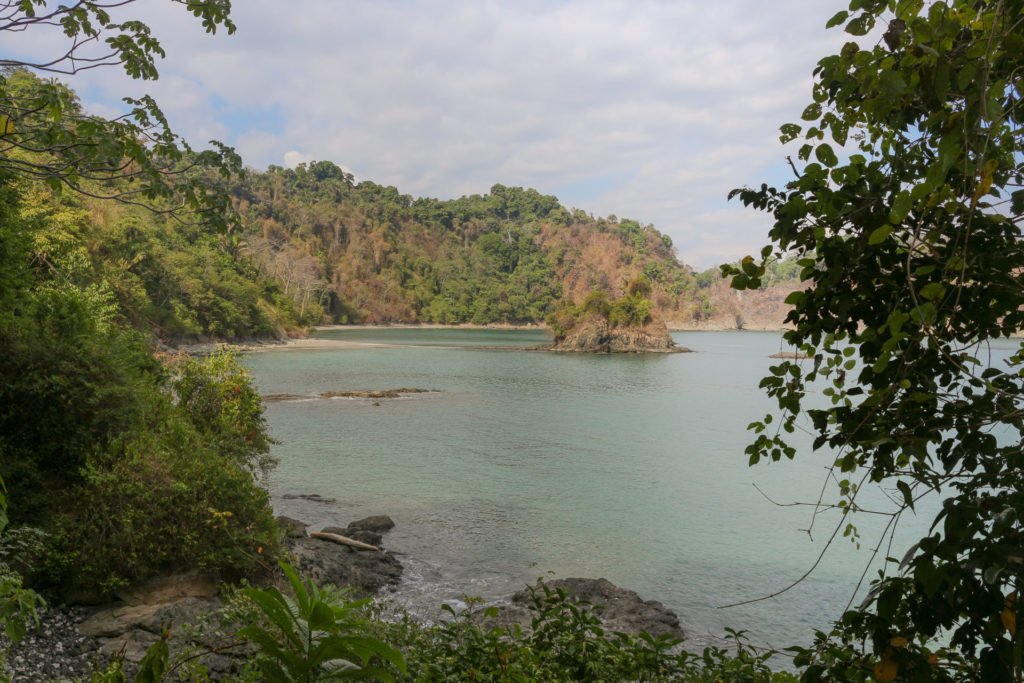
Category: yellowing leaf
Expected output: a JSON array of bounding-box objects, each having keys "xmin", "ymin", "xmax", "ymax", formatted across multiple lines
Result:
[
  {"xmin": 1001, "ymin": 607, "xmax": 1015, "ymax": 635},
  {"xmin": 889, "ymin": 636, "xmax": 908, "ymax": 647},
  {"xmin": 0, "ymin": 116, "xmax": 13, "ymax": 136},
  {"xmin": 874, "ymin": 655, "xmax": 898, "ymax": 682},
  {"xmin": 972, "ymin": 159, "xmax": 997, "ymax": 206},
  {"xmin": 1002, "ymin": 593, "xmax": 1017, "ymax": 635}
]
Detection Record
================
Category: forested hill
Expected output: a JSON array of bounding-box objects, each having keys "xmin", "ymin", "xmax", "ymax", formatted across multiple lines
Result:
[
  {"xmin": 230, "ymin": 161, "xmax": 711, "ymax": 326},
  {"xmin": 4, "ymin": 72, "xmax": 773, "ymax": 341}
]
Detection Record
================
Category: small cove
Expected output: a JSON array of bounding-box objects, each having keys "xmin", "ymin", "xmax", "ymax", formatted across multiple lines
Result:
[{"xmin": 245, "ymin": 328, "xmax": 940, "ymax": 650}]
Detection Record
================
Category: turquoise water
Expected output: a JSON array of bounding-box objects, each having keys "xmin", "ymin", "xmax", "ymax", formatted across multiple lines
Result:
[{"xmin": 244, "ymin": 329, "xmax": 938, "ymax": 650}]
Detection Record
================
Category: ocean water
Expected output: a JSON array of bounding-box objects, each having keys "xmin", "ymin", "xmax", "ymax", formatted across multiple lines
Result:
[{"xmin": 243, "ymin": 329, "xmax": 943, "ymax": 651}]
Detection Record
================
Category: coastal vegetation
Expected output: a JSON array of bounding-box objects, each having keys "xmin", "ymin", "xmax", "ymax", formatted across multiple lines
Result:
[
  {"xmin": 546, "ymin": 277, "xmax": 679, "ymax": 352},
  {"xmin": 8, "ymin": 0, "xmax": 1024, "ymax": 681},
  {"xmin": 727, "ymin": 0, "xmax": 1024, "ymax": 680},
  {"xmin": 0, "ymin": 2, "xmax": 790, "ymax": 681}
]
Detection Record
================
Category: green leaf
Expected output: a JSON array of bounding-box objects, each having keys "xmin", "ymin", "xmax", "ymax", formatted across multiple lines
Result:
[
  {"xmin": 919, "ymin": 282, "xmax": 945, "ymax": 301},
  {"xmin": 134, "ymin": 638, "xmax": 169, "ymax": 683},
  {"xmin": 879, "ymin": 70, "xmax": 907, "ymax": 95},
  {"xmin": 308, "ymin": 600, "xmax": 336, "ymax": 631},
  {"xmin": 814, "ymin": 143, "xmax": 839, "ymax": 167},
  {"xmin": 826, "ymin": 10, "xmax": 848, "ymax": 28},
  {"xmin": 896, "ymin": 480, "xmax": 915, "ymax": 510},
  {"xmin": 868, "ymin": 225, "xmax": 892, "ymax": 245},
  {"xmin": 889, "ymin": 190, "xmax": 912, "ymax": 223},
  {"xmin": 779, "ymin": 122, "xmax": 802, "ymax": 143},
  {"xmin": 957, "ymin": 62, "xmax": 978, "ymax": 90},
  {"xmin": 801, "ymin": 103, "xmax": 822, "ymax": 121}
]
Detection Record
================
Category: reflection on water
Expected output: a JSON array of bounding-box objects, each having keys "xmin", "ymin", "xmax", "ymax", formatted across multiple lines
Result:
[{"xmin": 246, "ymin": 329, "xmax": 937, "ymax": 650}]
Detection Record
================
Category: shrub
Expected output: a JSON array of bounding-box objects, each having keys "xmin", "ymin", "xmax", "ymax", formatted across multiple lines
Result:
[{"xmin": 239, "ymin": 562, "xmax": 406, "ymax": 682}]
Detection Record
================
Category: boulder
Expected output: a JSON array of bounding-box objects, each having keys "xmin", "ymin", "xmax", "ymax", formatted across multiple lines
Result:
[
  {"xmin": 80, "ymin": 595, "xmax": 218, "ymax": 639},
  {"xmin": 77, "ymin": 573, "xmax": 224, "ymax": 673},
  {"xmin": 480, "ymin": 578, "xmax": 684, "ymax": 639},
  {"xmin": 287, "ymin": 537, "xmax": 402, "ymax": 595},
  {"xmin": 114, "ymin": 569, "xmax": 219, "ymax": 605},
  {"xmin": 346, "ymin": 515, "xmax": 396, "ymax": 533},
  {"xmin": 322, "ymin": 525, "xmax": 382, "ymax": 547}
]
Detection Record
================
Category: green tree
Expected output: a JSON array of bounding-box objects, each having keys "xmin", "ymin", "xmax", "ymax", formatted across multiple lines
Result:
[
  {"xmin": 0, "ymin": 2, "xmax": 239, "ymax": 229},
  {"xmin": 727, "ymin": 1, "xmax": 1024, "ymax": 680}
]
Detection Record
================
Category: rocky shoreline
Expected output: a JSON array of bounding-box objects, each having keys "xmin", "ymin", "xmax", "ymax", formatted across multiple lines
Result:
[{"xmin": 2, "ymin": 508, "xmax": 685, "ymax": 681}]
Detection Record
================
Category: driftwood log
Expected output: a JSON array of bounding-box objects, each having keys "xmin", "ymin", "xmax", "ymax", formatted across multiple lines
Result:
[{"xmin": 310, "ymin": 531, "xmax": 379, "ymax": 551}]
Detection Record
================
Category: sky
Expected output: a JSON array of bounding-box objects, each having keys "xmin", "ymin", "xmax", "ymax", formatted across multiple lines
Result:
[{"xmin": 12, "ymin": 1, "xmax": 854, "ymax": 270}]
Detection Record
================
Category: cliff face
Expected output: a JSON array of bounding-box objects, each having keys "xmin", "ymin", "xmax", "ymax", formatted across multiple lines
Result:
[
  {"xmin": 552, "ymin": 314, "xmax": 680, "ymax": 353},
  {"xmin": 669, "ymin": 281, "xmax": 800, "ymax": 331}
]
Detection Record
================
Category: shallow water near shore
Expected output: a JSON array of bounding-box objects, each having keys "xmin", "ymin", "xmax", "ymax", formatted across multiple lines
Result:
[{"xmin": 245, "ymin": 329, "xmax": 951, "ymax": 651}]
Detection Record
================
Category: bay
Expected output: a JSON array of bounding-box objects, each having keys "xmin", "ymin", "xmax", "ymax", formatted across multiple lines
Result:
[{"xmin": 244, "ymin": 329, "xmax": 935, "ymax": 650}]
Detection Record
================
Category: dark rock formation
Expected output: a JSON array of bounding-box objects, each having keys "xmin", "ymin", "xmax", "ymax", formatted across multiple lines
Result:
[
  {"xmin": 277, "ymin": 515, "xmax": 309, "ymax": 538},
  {"xmin": 285, "ymin": 513, "xmax": 401, "ymax": 594},
  {"xmin": 480, "ymin": 577, "xmax": 684, "ymax": 639},
  {"xmin": 553, "ymin": 315, "xmax": 684, "ymax": 354},
  {"xmin": 287, "ymin": 537, "xmax": 402, "ymax": 595},
  {"xmin": 69, "ymin": 571, "xmax": 227, "ymax": 677},
  {"xmin": 264, "ymin": 388, "xmax": 438, "ymax": 402},
  {"xmin": 322, "ymin": 525, "xmax": 382, "ymax": 547},
  {"xmin": 280, "ymin": 493, "xmax": 337, "ymax": 503},
  {"xmin": 347, "ymin": 515, "xmax": 396, "ymax": 533}
]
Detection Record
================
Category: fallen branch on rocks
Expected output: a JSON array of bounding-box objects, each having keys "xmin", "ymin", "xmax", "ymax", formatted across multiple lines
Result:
[{"xmin": 309, "ymin": 531, "xmax": 379, "ymax": 551}]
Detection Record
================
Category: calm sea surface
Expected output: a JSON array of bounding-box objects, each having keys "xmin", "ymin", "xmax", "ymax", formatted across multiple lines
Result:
[{"xmin": 243, "ymin": 329, "xmax": 955, "ymax": 650}]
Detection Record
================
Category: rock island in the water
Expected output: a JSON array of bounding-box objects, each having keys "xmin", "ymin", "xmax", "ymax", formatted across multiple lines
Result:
[{"xmin": 547, "ymin": 279, "xmax": 686, "ymax": 353}]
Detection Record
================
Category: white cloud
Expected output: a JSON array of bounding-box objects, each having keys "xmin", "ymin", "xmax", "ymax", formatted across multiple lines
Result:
[
  {"xmin": 283, "ymin": 150, "xmax": 315, "ymax": 169},
  {"xmin": 51, "ymin": 0, "xmax": 853, "ymax": 269}
]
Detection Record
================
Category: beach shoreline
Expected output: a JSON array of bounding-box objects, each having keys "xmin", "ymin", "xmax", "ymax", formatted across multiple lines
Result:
[{"xmin": 169, "ymin": 321, "xmax": 794, "ymax": 355}]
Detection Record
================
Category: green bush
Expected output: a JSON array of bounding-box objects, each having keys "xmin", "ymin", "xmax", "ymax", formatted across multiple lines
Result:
[
  {"xmin": 239, "ymin": 562, "xmax": 406, "ymax": 682},
  {"xmin": 376, "ymin": 581, "xmax": 797, "ymax": 682},
  {"xmin": 44, "ymin": 421, "xmax": 279, "ymax": 595}
]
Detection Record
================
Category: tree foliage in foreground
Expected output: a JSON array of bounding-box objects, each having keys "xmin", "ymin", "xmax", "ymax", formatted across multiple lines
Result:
[
  {"xmin": 728, "ymin": 0, "xmax": 1024, "ymax": 680},
  {"xmin": 0, "ymin": 1, "xmax": 240, "ymax": 229},
  {"xmin": 0, "ymin": 0, "xmax": 280, "ymax": 600}
]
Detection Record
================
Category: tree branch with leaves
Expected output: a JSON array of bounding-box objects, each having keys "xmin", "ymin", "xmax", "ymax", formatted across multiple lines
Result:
[
  {"xmin": 0, "ymin": 0, "xmax": 241, "ymax": 231},
  {"xmin": 727, "ymin": 0, "xmax": 1024, "ymax": 680}
]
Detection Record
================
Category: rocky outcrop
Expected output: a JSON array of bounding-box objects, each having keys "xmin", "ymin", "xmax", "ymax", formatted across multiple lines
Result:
[
  {"xmin": 479, "ymin": 577, "xmax": 684, "ymax": 639},
  {"xmin": 283, "ymin": 512, "xmax": 402, "ymax": 595},
  {"xmin": 321, "ymin": 515, "xmax": 397, "ymax": 547},
  {"xmin": 553, "ymin": 315, "xmax": 685, "ymax": 353},
  {"xmin": 264, "ymin": 388, "xmax": 439, "ymax": 402},
  {"xmin": 768, "ymin": 351, "xmax": 808, "ymax": 359},
  {"xmin": 74, "ymin": 570, "xmax": 230, "ymax": 677},
  {"xmin": 5, "ymin": 514, "xmax": 404, "ymax": 680},
  {"xmin": 288, "ymin": 537, "xmax": 402, "ymax": 594}
]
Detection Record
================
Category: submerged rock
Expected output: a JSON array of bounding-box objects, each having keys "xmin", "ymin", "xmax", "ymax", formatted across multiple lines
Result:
[
  {"xmin": 280, "ymin": 493, "xmax": 337, "ymax": 503},
  {"xmin": 264, "ymin": 388, "xmax": 439, "ymax": 402}
]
